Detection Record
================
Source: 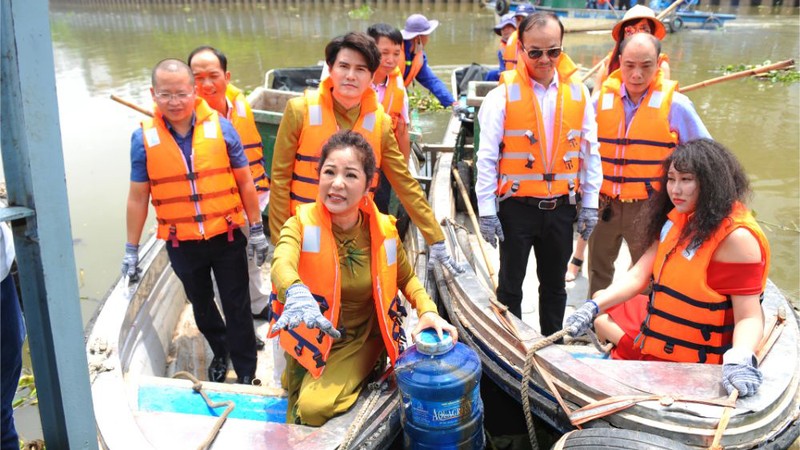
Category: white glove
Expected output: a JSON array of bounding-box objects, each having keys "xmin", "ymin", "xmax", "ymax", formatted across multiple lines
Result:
[
  {"xmin": 273, "ymin": 284, "xmax": 341, "ymax": 339},
  {"xmin": 479, "ymin": 215, "xmax": 504, "ymax": 249},
  {"xmin": 577, "ymin": 207, "xmax": 599, "ymax": 241},
  {"xmin": 247, "ymin": 223, "xmax": 269, "ymax": 267},
  {"xmin": 564, "ymin": 300, "xmax": 598, "ymax": 337},
  {"xmin": 120, "ymin": 243, "xmax": 140, "ymax": 282},
  {"xmin": 430, "ymin": 241, "xmax": 466, "ymax": 274},
  {"xmin": 722, "ymin": 347, "xmax": 763, "ymax": 397}
]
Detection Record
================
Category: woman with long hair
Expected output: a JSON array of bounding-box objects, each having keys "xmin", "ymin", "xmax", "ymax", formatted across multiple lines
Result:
[{"xmin": 565, "ymin": 139, "xmax": 770, "ymax": 398}]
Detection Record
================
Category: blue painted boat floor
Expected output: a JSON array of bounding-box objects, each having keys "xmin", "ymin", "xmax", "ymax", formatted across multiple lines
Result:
[{"xmin": 139, "ymin": 383, "xmax": 288, "ymax": 422}]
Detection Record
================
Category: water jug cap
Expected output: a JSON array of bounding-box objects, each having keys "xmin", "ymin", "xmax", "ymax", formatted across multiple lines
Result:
[{"xmin": 415, "ymin": 329, "xmax": 454, "ymax": 355}]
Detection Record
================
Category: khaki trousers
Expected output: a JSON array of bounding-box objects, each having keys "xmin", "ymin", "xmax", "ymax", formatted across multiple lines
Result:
[{"xmin": 588, "ymin": 198, "xmax": 649, "ymax": 297}]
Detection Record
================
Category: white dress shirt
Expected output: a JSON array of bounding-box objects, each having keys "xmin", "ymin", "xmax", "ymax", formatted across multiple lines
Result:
[{"xmin": 475, "ymin": 70, "xmax": 602, "ymax": 216}]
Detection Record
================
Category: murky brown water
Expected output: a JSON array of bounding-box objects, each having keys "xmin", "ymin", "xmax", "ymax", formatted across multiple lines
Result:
[{"xmin": 5, "ymin": 1, "xmax": 799, "ymax": 441}]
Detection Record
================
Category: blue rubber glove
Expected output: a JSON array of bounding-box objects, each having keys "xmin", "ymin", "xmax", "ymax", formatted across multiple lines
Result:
[
  {"xmin": 120, "ymin": 243, "xmax": 140, "ymax": 282},
  {"xmin": 722, "ymin": 347, "xmax": 763, "ymax": 397},
  {"xmin": 479, "ymin": 215, "xmax": 504, "ymax": 249},
  {"xmin": 430, "ymin": 241, "xmax": 466, "ymax": 274},
  {"xmin": 247, "ymin": 223, "xmax": 269, "ymax": 267},
  {"xmin": 564, "ymin": 300, "xmax": 598, "ymax": 337},
  {"xmin": 274, "ymin": 284, "xmax": 341, "ymax": 339},
  {"xmin": 577, "ymin": 207, "xmax": 599, "ymax": 241}
]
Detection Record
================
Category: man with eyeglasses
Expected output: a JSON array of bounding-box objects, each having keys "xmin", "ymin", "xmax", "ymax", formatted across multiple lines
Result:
[
  {"xmin": 475, "ymin": 12, "xmax": 602, "ymax": 337},
  {"xmin": 188, "ymin": 46, "xmax": 272, "ymax": 326},
  {"xmin": 123, "ymin": 59, "xmax": 264, "ymax": 385},
  {"xmin": 588, "ymin": 32, "xmax": 710, "ymax": 298}
]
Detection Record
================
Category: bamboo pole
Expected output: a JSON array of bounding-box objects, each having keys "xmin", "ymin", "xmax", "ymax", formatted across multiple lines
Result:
[
  {"xmin": 450, "ymin": 168, "xmax": 523, "ymax": 342},
  {"xmin": 581, "ymin": 0, "xmax": 685, "ymax": 82},
  {"xmin": 110, "ymin": 94, "xmax": 153, "ymax": 117},
  {"xmin": 451, "ymin": 167, "xmax": 497, "ymax": 291},
  {"xmin": 680, "ymin": 59, "xmax": 795, "ymax": 93}
]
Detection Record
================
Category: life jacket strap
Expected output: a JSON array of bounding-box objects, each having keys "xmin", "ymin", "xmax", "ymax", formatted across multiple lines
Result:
[
  {"xmin": 149, "ymin": 167, "xmax": 232, "ymax": 186},
  {"xmin": 638, "ymin": 326, "xmax": 730, "ymax": 363},
  {"xmin": 151, "ymin": 187, "xmax": 239, "ymax": 206},
  {"xmin": 156, "ymin": 205, "xmax": 243, "ymax": 225},
  {"xmin": 652, "ymin": 284, "xmax": 733, "ymax": 311},
  {"xmin": 597, "ymin": 137, "xmax": 676, "ymax": 149}
]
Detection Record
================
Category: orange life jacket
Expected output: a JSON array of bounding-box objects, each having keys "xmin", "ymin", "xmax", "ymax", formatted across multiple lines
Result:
[
  {"xmin": 225, "ymin": 84, "xmax": 269, "ymax": 193},
  {"xmin": 602, "ymin": 50, "xmax": 670, "ymax": 84},
  {"xmin": 267, "ymin": 199, "xmax": 407, "ymax": 378},
  {"xmin": 379, "ymin": 67, "xmax": 407, "ymax": 131},
  {"xmin": 496, "ymin": 54, "xmax": 585, "ymax": 200},
  {"xmin": 597, "ymin": 69, "xmax": 678, "ymax": 200},
  {"xmin": 289, "ymin": 76, "xmax": 384, "ymax": 214},
  {"xmin": 400, "ymin": 42, "xmax": 424, "ymax": 87},
  {"xmin": 503, "ymin": 31, "xmax": 519, "ymax": 71},
  {"xmin": 143, "ymin": 98, "xmax": 244, "ymax": 244},
  {"xmin": 636, "ymin": 203, "xmax": 771, "ymax": 364}
]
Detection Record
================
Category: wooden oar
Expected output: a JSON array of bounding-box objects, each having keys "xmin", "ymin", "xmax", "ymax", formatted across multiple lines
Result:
[
  {"xmin": 680, "ymin": 59, "xmax": 795, "ymax": 93},
  {"xmin": 110, "ymin": 94, "xmax": 153, "ymax": 117},
  {"xmin": 580, "ymin": 0, "xmax": 685, "ymax": 83},
  {"xmin": 451, "ymin": 168, "xmax": 522, "ymax": 342}
]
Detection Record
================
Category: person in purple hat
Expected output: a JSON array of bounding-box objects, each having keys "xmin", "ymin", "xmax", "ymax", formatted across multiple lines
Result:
[
  {"xmin": 502, "ymin": 3, "xmax": 536, "ymax": 72},
  {"xmin": 399, "ymin": 14, "xmax": 457, "ymax": 109},
  {"xmin": 486, "ymin": 13, "xmax": 518, "ymax": 81}
]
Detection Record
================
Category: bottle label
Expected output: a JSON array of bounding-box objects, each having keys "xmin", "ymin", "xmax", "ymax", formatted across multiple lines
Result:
[{"xmin": 404, "ymin": 388, "xmax": 481, "ymax": 429}]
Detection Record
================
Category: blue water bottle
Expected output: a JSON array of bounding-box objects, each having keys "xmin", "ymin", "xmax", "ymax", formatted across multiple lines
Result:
[{"xmin": 395, "ymin": 329, "xmax": 484, "ymax": 449}]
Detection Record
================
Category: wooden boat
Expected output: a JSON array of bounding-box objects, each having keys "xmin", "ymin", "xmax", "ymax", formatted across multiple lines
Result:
[
  {"xmin": 85, "ymin": 67, "xmax": 439, "ymax": 449},
  {"xmin": 423, "ymin": 76, "xmax": 800, "ymax": 448}
]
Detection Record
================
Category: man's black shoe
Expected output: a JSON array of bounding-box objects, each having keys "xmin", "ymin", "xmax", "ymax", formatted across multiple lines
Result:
[
  {"xmin": 208, "ymin": 355, "xmax": 228, "ymax": 383},
  {"xmin": 237, "ymin": 375, "xmax": 257, "ymax": 385},
  {"xmin": 255, "ymin": 335, "xmax": 266, "ymax": 350},
  {"xmin": 252, "ymin": 306, "xmax": 270, "ymax": 321}
]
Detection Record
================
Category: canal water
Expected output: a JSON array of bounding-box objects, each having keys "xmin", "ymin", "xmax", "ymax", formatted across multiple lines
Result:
[{"xmin": 4, "ymin": 1, "xmax": 799, "ymax": 443}]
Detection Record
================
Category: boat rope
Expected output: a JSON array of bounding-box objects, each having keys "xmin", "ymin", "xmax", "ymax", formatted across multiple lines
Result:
[
  {"xmin": 172, "ymin": 371, "xmax": 235, "ymax": 450},
  {"xmin": 339, "ymin": 368, "xmax": 393, "ymax": 450},
  {"xmin": 586, "ymin": 329, "xmax": 613, "ymax": 355},
  {"xmin": 521, "ymin": 328, "xmax": 571, "ymax": 450}
]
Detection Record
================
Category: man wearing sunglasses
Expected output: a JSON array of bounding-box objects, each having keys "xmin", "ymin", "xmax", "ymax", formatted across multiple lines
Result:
[
  {"xmin": 124, "ymin": 59, "xmax": 263, "ymax": 385},
  {"xmin": 588, "ymin": 32, "xmax": 710, "ymax": 298},
  {"xmin": 475, "ymin": 12, "xmax": 602, "ymax": 337}
]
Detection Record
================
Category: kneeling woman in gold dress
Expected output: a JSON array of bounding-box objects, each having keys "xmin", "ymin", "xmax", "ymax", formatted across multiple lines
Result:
[{"xmin": 269, "ymin": 130, "xmax": 457, "ymax": 426}]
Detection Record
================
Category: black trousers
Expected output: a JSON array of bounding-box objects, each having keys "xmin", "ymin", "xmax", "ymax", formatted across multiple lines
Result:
[
  {"xmin": 374, "ymin": 170, "xmax": 391, "ymax": 215},
  {"xmin": 497, "ymin": 197, "xmax": 576, "ymax": 336},
  {"xmin": 166, "ymin": 229, "xmax": 257, "ymax": 378}
]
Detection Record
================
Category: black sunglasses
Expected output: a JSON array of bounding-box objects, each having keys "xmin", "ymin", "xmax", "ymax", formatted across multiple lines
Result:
[{"xmin": 521, "ymin": 46, "xmax": 563, "ymax": 60}]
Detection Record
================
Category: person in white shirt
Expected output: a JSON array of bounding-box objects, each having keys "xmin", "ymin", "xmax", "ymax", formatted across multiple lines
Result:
[{"xmin": 475, "ymin": 12, "xmax": 602, "ymax": 336}]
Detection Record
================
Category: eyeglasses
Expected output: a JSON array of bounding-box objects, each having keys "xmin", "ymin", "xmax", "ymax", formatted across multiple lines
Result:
[
  {"xmin": 154, "ymin": 91, "xmax": 194, "ymax": 102},
  {"xmin": 521, "ymin": 46, "xmax": 563, "ymax": 60}
]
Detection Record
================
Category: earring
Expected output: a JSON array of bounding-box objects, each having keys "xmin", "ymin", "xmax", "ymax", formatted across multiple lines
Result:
[{"xmin": 363, "ymin": 196, "xmax": 369, "ymax": 206}]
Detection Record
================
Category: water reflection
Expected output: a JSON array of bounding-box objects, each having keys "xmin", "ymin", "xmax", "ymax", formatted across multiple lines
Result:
[{"xmin": 46, "ymin": 2, "xmax": 800, "ymax": 311}]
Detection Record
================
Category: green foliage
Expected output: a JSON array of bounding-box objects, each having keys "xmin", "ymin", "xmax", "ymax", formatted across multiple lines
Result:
[
  {"xmin": 408, "ymin": 88, "xmax": 446, "ymax": 113},
  {"xmin": 347, "ymin": 4, "xmax": 373, "ymax": 20},
  {"xmin": 13, "ymin": 372, "xmax": 37, "ymax": 410},
  {"xmin": 717, "ymin": 61, "xmax": 800, "ymax": 83}
]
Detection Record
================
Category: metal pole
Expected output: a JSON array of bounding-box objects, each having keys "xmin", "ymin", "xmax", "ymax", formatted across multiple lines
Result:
[{"xmin": 0, "ymin": 0, "xmax": 98, "ymax": 448}]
